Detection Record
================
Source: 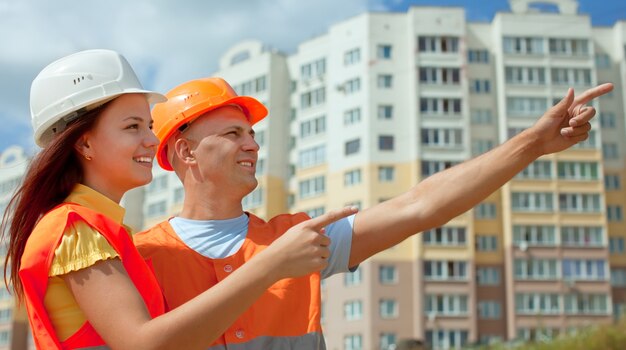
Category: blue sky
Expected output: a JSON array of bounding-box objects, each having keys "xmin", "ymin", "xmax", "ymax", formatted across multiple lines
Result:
[
  {"xmin": 0, "ymin": 0, "xmax": 624, "ymax": 156},
  {"xmin": 381, "ymin": 0, "xmax": 626, "ymax": 25}
]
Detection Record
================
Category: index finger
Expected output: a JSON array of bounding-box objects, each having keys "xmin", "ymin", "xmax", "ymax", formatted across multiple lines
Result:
[
  {"xmin": 572, "ymin": 83, "xmax": 614, "ymax": 109},
  {"xmin": 306, "ymin": 206, "xmax": 358, "ymax": 231}
]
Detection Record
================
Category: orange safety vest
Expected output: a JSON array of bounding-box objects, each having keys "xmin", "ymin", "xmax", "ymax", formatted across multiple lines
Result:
[
  {"xmin": 19, "ymin": 203, "xmax": 165, "ymax": 350},
  {"xmin": 135, "ymin": 213, "xmax": 325, "ymax": 349}
]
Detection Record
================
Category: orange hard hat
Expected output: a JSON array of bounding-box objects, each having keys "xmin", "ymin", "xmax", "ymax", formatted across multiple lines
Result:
[{"xmin": 152, "ymin": 77, "xmax": 268, "ymax": 171}]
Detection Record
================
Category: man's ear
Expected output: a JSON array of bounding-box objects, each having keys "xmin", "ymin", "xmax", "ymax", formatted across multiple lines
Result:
[{"xmin": 173, "ymin": 138, "xmax": 197, "ymax": 166}]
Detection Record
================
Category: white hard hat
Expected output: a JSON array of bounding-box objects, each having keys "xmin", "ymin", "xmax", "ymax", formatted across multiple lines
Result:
[{"xmin": 30, "ymin": 49, "xmax": 167, "ymax": 147}]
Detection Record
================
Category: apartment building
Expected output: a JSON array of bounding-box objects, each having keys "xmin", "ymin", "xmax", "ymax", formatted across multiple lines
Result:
[
  {"xmin": 1, "ymin": 0, "xmax": 623, "ymax": 349},
  {"xmin": 137, "ymin": 1, "xmax": 626, "ymax": 349},
  {"xmin": 0, "ymin": 146, "xmax": 32, "ymax": 350}
]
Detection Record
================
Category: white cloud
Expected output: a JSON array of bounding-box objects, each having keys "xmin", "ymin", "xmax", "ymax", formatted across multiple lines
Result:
[{"xmin": 0, "ymin": 0, "xmax": 370, "ymax": 153}]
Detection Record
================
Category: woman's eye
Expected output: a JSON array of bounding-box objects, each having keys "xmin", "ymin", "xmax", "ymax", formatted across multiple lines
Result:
[{"xmin": 126, "ymin": 124, "xmax": 139, "ymax": 130}]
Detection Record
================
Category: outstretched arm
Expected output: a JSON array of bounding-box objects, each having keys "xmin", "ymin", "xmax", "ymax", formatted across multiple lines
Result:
[{"xmin": 348, "ymin": 83, "xmax": 613, "ymax": 267}]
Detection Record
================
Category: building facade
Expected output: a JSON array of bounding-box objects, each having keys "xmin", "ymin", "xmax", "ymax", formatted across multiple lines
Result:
[
  {"xmin": 0, "ymin": 146, "xmax": 32, "ymax": 350},
  {"xmin": 1, "ymin": 1, "xmax": 624, "ymax": 349}
]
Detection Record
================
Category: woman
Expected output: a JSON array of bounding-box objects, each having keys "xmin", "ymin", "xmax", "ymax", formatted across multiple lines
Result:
[{"xmin": 1, "ymin": 49, "xmax": 354, "ymax": 349}]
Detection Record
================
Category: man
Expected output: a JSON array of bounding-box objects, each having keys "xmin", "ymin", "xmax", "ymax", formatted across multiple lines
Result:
[{"xmin": 135, "ymin": 77, "xmax": 612, "ymax": 349}]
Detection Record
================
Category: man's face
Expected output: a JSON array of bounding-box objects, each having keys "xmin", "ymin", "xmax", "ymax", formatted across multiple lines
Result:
[{"xmin": 182, "ymin": 105, "xmax": 260, "ymax": 196}]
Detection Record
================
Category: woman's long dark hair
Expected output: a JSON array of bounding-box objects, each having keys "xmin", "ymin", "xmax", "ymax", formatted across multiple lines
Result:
[{"xmin": 1, "ymin": 106, "xmax": 106, "ymax": 300}]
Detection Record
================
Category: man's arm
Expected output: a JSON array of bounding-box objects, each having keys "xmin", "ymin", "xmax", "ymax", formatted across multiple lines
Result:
[{"xmin": 348, "ymin": 83, "xmax": 614, "ymax": 267}]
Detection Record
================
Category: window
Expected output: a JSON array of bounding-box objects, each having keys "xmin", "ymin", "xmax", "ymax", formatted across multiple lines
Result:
[
  {"xmin": 561, "ymin": 226, "xmax": 603, "ymax": 247},
  {"xmin": 564, "ymin": 294, "xmax": 609, "ymax": 315},
  {"xmin": 425, "ymin": 294, "xmax": 468, "ymax": 316},
  {"xmin": 514, "ymin": 259, "xmax": 559, "ymax": 280},
  {"xmin": 418, "ymin": 36, "xmax": 459, "ymax": 53},
  {"xmin": 600, "ymin": 112, "xmax": 616, "ymax": 128},
  {"xmin": 298, "ymin": 145, "xmax": 326, "ymax": 168},
  {"xmin": 344, "ymin": 77, "xmax": 361, "ymax": 94},
  {"xmin": 147, "ymin": 175, "xmax": 168, "ymax": 193},
  {"xmin": 503, "ymin": 37, "xmax": 544, "ymax": 54},
  {"xmin": 300, "ymin": 115, "xmax": 326, "ymax": 138},
  {"xmin": 345, "ymin": 139, "xmax": 361, "ymax": 156},
  {"xmin": 549, "ymin": 38, "xmax": 589, "ymax": 56},
  {"xmin": 421, "ymin": 128, "xmax": 463, "ymax": 148},
  {"xmin": 511, "ymin": 192, "xmax": 554, "ymax": 212},
  {"xmin": 300, "ymin": 87, "xmax": 325, "ymax": 109},
  {"xmin": 562, "ymin": 259, "xmax": 606, "ymax": 281},
  {"xmin": 505, "ymin": 66, "xmax": 546, "ymax": 85},
  {"xmin": 255, "ymin": 130, "xmax": 266, "ymax": 147},
  {"xmin": 551, "ymin": 68, "xmax": 592, "ymax": 86},
  {"xmin": 380, "ymin": 299, "xmax": 398, "ymax": 318},
  {"xmin": 476, "ymin": 267, "xmax": 500, "ymax": 285},
  {"xmin": 470, "ymin": 79, "xmax": 490, "ymax": 93},
  {"xmin": 0, "ymin": 330, "xmax": 9, "ymax": 347},
  {"xmin": 610, "ymin": 237, "xmax": 625, "ymax": 254},
  {"xmin": 558, "ymin": 193, "xmax": 601, "ymax": 213},
  {"xmin": 596, "ymin": 53, "xmax": 611, "ymax": 68},
  {"xmin": 611, "ymin": 268, "xmax": 626, "ymax": 287},
  {"xmin": 605, "ymin": 175, "xmax": 621, "ymax": 190},
  {"xmin": 470, "ymin": 109, "xmax": 493, "ymax": 124},
  {"xmin": 507, "ymin": 97, "xmax": 548, "ymax": 116},
  {"xmin": 344, "ymin": 334, "xmax": 363, "ymax": 350},
  {"xmin": 478, "ymin": 301, "xmax": 501, "ymax": 319},
  {"xmin": 516, "ymin": 160, "xmax": 552, "ymax": 179},
  {"xmin": 603, "ymin": 143, "xmax": 619, "ymax": 159},
  {"xmin": 377, "ymin": 44, "xmax": 392, "ymax": 59},
  {"xmin": 423, "ymin": 227, "xmax": 466, "ymax": 246},
  {"xmin": 380, "ymin": 333, "xmax": 396, "ymax": 350},
  {"xmin": 424, "ymin": 260, "xmax": 467, "ymax": 280},
  {"xmin": 379, "ymin": 265, "xmax": 397, "ymax": 284},
  {"xmin": 305, "ymin": 207, "xmax": 325, "ymax": 218},
  {"xmin": 300, "ymin": 58, "xmax": 326, "ymax": 80},
  {"xmin": 519, "ymin": 328, "xmax": 561, "ymax": 342},
  {"xmin": 377, "ymin": 74, "xmax": 393, "ymax": 88},
  {"xmin": 344, "ymin": 268, "xmax": 362, "ymax": 286},
  {"xmin": 298, "ymin": 176, "xmax": 325, "ymax": 199},
  {"xmin": 419, "ymin": 67, "xmax": 460, "ymax": 84},
  {"xmin": 344, "ymin": 108, "xmax": 361, "ymax": 125},
  {"xmin": 476, "ymin": 235, "xmax": 497, "ymax": 252},
  {"xmin": 344, "ymin": 48, "xmax": 361, "ymax": 65},
  {"xmin": 230, "ymin": 50, "xmax": 250, "ymax": 65},
  {"xmin": 255, "ymin": 159, "xmax": 265, "ymax": 175},
  {"xmin": 425, "ymin": 330, "xmax": 468, "ymax": 350},
  {"xmin": 471, "ymin": 139, "xmax": 494, "ymax": 156},
  {"xmin": 234, "ymin": 75, "xmax": 269, "ymax": 94},
  {"xmin": 344, "ymin": 169, "xmax": 362, "ymax": 186},
  {"xmin": 557, "ymin": 162, "xmax": 599, "ymax": 180},
  {"xmin": 147, "ymin": 201, "xmax": 167, "ymax": 218},
  {"xmin": 573, "ymin": 130, "xmax": 597, "ymax": 149},
  {"xmin": 344, "ymin": 300, "xmax": 362, "ymax": 320},
  {"xmin": 242, "ymin": 187, "xmax": 263, "ymax": 209},
  {"xmin": 173, "ymin": 187, "xmax": 184, "ymax": 203},
  {"xmin": 468, "ymin": 49, "xmax": 489, "ymax": 63},
  {"xmin": 421, "ymin": 160, "xmax": 459, "ymax": 177},
  {"xmin": 377, "ymin": 105, "xmax": 393, "ymax": 120},
  {"xmin": 378, "ymin": 135, "xmax": 394, "ymax": 151},
  {"xmin": 515, "ymin": 293, "xmax": 560, "ymax": 314},
  {"xmin": 378, "ymin": 166, "xmax": 395, "ymax": 182},
  {"xmin": 420, "ymin": 97, "xmax": 462, "ymax": 115},
  {"xmin": 475, "ymin": 203, "xmax": 496, "ymax": 219},
  {"xmin": 513, "ymin": 225, "xmax": 556, "ymax": 246},
  {"xmin": 0, "ymin": 308, "xmax": 11, "ymax": 323}
]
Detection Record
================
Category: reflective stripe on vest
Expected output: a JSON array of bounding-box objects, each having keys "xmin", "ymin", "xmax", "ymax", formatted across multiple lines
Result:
[
  {"xmin": 20, "ymin": 203, "xmax": 165, "ymax": 349},
  {"xmin": 135, "ymin": 212, "xmax": 324, "ymax": 348}
]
